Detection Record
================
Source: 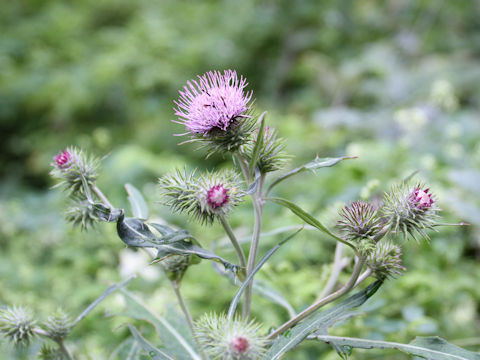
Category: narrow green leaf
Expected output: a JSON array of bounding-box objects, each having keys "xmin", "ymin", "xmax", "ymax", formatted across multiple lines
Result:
[
  {"xmin": 128, "ymin": 325, "xmax": 176, "ymax": 360},
  {"xmin": 267, "ymin": 197, "xmax": 356, "ymax": 253},
  {"xmin": 227, "ymin": 228, "xmax": 302, "ymax": 319},
  {"xmin": 249, "ymin": 111, "xmax": 267, "ymax": 173},
  {"xmin": 267, "ymin": 156, "xmax": 356, "ymax": 194},
  {"xmin": 264, "ymin": 281, "xmax": 382, "ymax": 360},
  {"xmin": 313, "ymin": 335, "xmax": 480, "ymax": 360},
  {"xmin": 122, "ymin": 291, "xmax": 202, "ymax": 360},
  {"xmin": 73, "ymin": 274, "xmax": 136, "ymax": 327},
  {"xmin": 108, "ymin": 337, "xmax": 141, "ymax": 360},
  {"xmin": 125, "ymin": 183, "xmax": 149, "ymax": 220}
]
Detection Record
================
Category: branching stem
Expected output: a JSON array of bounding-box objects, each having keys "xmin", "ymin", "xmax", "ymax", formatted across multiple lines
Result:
[
  {"xmin": 93, "ymin": 185, "xmax": 114, "ymax": 209},
  {"xmin": 267, "ymin": 257, "xmax": 366, "ymax": 340}
]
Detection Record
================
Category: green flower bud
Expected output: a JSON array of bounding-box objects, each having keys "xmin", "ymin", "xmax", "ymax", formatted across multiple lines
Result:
[
  {"xmin": 38, "ymin": 344, "xmax": 64, "ymax": 360},
  {"xmin": 0, "ymin": 306, "xmax": 36, "ymax": 346},
  {"xmin": 44, "ymin": 309, "xmax": 71, "ymax": 341},
  {"xmin": 65, "ymin": 196, "xmax": 100, "ymax": 229},
  {"xmin": 367, "ymin": 242, "xmax": 406, "ymax": 280},
  {"xmin": 159, "ymin": 254, "xmax": 193, "ymax": 282}
]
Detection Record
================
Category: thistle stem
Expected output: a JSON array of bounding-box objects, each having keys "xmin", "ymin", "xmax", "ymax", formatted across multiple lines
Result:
[
  {"xmin": 171, "ymin": 280, "xmax": 195, "ymax": 333},
  {"xmin": 171, "ymin": 280, "xmax": 206, "ymax": 359},
  {"xmin": 93, "ymin": 185, "xmax": 114, "ymax": 209},
  {"xmin": 219, "ymin": 216, "xmax": 247, "ymax": 269},
  {"xmin": 244, "ymin": 173, "xmax": 265, "ymax": 320},
  {"xmin": 354, "ymin": 268, "xmax": 372, "ymax": 287},
  {"xmin": 58, "ymin": 339, "xmax": 74, "ymax": 360},
  {"xmin": 316, "ymin": 242, "xmax": 348, "ymax": 300},
  {"xmin": 267, "ymin": 257, "xmax": 366, "ymax": 340}
]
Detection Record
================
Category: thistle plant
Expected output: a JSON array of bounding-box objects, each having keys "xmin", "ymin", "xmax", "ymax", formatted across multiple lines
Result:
[{"xmin": 4, "ymin": 68, "xmax": 472, "ymax": 359}]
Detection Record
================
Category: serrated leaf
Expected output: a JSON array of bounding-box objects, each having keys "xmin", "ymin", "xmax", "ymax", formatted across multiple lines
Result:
[
  {"xmin": 128, "ymin": 325, "xmax": 176, "ymax": 360},
  {"xmin": 264, "ymin": 281, "xmax": 382, "ymax": 360},
  {"xmin": 267, "ymin": 156, "xmax": 355, "ymax": 194},
  {"xmin": 125, "ymin": 183, "xmax": 149, "ymax": 220},
  {"xmin": 313, "ymin": 335, "xmax": 480, "ymax": 360},
  {"xmin": 122, "ymin": 291, "xmax": 202, "ymax": 360},
  {"xmin": 267, "ymin": 197, "xmax": 356, "ymax": 252}
]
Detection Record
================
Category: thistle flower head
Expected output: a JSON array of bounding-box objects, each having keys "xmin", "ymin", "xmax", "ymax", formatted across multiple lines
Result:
[
  {"xmin": 65, "ymin": 196, "xmax": 100, "ymax": 229},
  {"xmin": 159, "ymin": 254, "xmax": 192, "ymax": 282},
  {"xmin": 0, "ymin": 306, "xmax": 36, "ymax": 346},
  {"xmin": 159, "ymin": 169, "xmax": 243, "ymax": 224},
  {"xmin": 53, "ymin": 150, "xmax": 72, "ymax": 169},
  {"xmin": 383, "ymin": 183, "xmax": 439, "ymax": 241},
  {"xmin": 194, "ymin": 313, "xmax": 267, "ymax": 360},
  {"xmin": 50, "ymin": 147, "xmax": 99, "ymax": 195},
  {"xmin": 367, "ymin": 242, "xmax": 406, "ymax": 280},
  {"xmin": 337, "ymin": 201, "xmax": 383, "ymax": 242},
  {"xmin": 174, "ymin": 70, "xmax": 256, "ymax": 153},
  {"xmin": 243, "ymin": 126, "xmax": 289, "ymax": 173},
  {"xmin": 43, "ymin": 309, "xmax": 71, "ymax": 341}
]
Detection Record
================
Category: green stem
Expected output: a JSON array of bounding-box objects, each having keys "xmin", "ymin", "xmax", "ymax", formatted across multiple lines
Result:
[
  {"xmin": 93, "ymin": 185, "xmax": 114, "ymax": 209},
  {"xmin": 171, "ymin": 280, "xmax": 206, "ymax": 359},
  {"xmin": 244, "ymin": 173, "xmax": 265, "ymax": 320},
  {"xmin": 218, "ymin": 216, "xmax": 247, "ymax": 269},
  {"xmin": 267, "ymin": 257, "xmax": 366, "ymax": 340},
  {"xmin": 58, "ymin": 339, "xmax": 74, "ymax": 360}
]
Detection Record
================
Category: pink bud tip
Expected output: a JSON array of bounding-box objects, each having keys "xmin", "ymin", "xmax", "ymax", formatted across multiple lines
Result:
[
  {"xmin": 54, "ymin": 150, "xmax": 71, "ymax": 168},
  {"xmin": 231, "ymin": 336, "xmax": 249, "ymax": 354},
  {"xmin": 410, "ymin": 188, "xmax": 434, "ymax": 209},
  {"xmin": 207, "ymin": 185, "xmax": 229, "ymax": 209}
]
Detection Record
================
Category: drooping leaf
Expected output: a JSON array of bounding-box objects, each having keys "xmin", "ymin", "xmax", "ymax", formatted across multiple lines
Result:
[
  {"xmin": 264, "ymin": 281, "xmax": 382, "ymax": 360},
  {"xmin": 313, "ymin": 335, "xmax": 480, "ymax": 360},
  {"xmin": 128, "ymin": 325, "xmax": 176, "ymax": 360},
  {"xmin": 117, "ymin": 216, "xmax": 159, "ymax": 248},
  {"xmin": 73, "ymin": 275, "xmax": 136, "ymax": 327},
  {"xmin": 227, "ymin": 228, "xmax": 302, "ymax": 319},
  {"xmin": 122, "ymin": 290, "xmax": 202, "ymax": 360},
  {"xmin": 93, "ymin": 203, "xmax": 124, "ymax": 222},
  {"xmin": 125, "ymin": 183, "xmax": 149, "ymax": 220},
  {"xmin": 267, "ymin": 156, "xmax": 355, "ymax": 194},
  {"xmin": 267, "ymin": 197, "xmax": 356, "ymax": 252}
]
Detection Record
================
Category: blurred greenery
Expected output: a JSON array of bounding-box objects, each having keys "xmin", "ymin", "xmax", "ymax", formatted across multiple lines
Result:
[{"xmin": 1, "ymin": 0, "xmax": 480, "ymax": 358}]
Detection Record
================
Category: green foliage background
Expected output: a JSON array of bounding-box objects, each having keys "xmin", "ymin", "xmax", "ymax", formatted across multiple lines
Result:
[{"xmin": 1, "ymin": 1, "xmax": 479, "ymax": 358}]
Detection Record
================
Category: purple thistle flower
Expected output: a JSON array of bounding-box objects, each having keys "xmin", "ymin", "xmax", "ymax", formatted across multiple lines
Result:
[
  {"xmin": 231, "ymin": 336, "xmax": 249, "ymax": 354},
  {"xmin": 207, "ymin": 184, "xmax": 229, "ymax": 209},
  {"xmin": 53, "ymin": 150, "xmax": 71, "ymax": 169},
  {"xmin": 409, "ymin": 187, "xmax": 434, "ymax": 209},
  {"xmin": 174, "ymin": 70, "xmax": 253, "ymax": 136}
]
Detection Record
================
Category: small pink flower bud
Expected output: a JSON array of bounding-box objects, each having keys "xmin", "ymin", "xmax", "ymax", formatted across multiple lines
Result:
[
  {"xmin": 231, "ymin": 336, "xmax": 249, "ymax": 354},
  {"xmin": 53, "ymin": 150, "xmax": 71, "ymax": 169},
  {"xmin": 410, "ymin": 187, "xmax": 434, "ymax": 209},
  {"xmin": 207, "ymin": 185, "xmax": 229, "ymax": 209}
]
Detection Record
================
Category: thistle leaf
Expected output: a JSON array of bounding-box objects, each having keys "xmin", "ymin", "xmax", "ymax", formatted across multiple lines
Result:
[{"xmin": 125, "ymin": 183, "xmax": 149, "ymax": 220}]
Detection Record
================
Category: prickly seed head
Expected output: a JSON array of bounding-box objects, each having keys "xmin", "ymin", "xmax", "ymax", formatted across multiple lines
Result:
[{"xmin": 0, "ymin": 306, "xmax": 36, "ymax": 346}]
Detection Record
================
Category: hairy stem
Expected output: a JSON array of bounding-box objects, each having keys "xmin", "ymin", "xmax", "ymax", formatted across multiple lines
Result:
[
  {"xmin": 267, "ymin": 257, "xmax": 366, "ymax": 340},
  {"xmin": 58, "ymin": 339, "xmax": 74, "ymax": 360},
  {"xmin": 354, "ymin": 268, "xmax": 372, "ymax": 287},
  {"xmin": 171, "ymin": 280, "xmax": 206, "ymax": 359},
  {"xmin": 316, "ymin": 242, "xmax": 349, "ymax": 300},
  {"xmin": 219, "ymin": 216, "xmax": 247, "ymax": 269},
  {"xmin": 244, "ymin": 173, "xmax": 265, "ymax": 320},
  {"xmin": 93, "ymin": 185, "xmax": 114, "ymax": 209}
]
